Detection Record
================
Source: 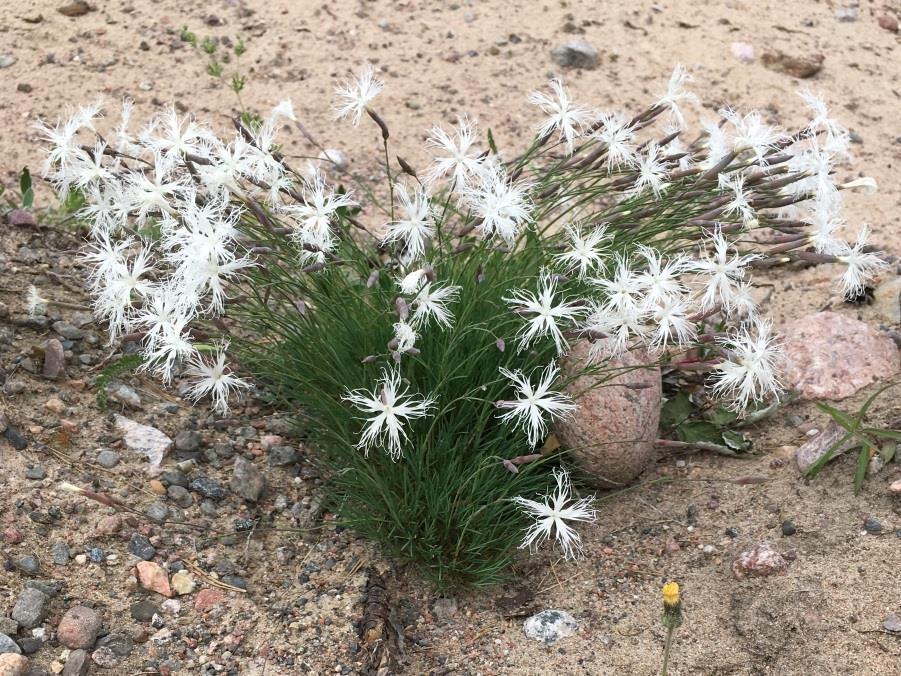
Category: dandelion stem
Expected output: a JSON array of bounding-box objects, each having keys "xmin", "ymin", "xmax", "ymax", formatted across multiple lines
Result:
[{"xmin": 661, "ymin": 624, "xmax": 675, "ymax": 676}]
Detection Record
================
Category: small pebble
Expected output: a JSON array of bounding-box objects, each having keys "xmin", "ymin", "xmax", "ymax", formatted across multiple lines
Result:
[
  {"xmin": 95, "ymin": 450, "xmax": 120, "ymax": 468},
  {"xmin": 781, "ymin": 520, "xmax": 797, "ymax": 536},
  {"xmin": 863, "ymin": 517, "xmax": 882, "ymax": 534}
]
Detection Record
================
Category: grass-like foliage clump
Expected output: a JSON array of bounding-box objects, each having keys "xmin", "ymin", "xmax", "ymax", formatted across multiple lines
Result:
[{"xmin": 36, "ymin": 64, "xmax": 883, "ymax": 587}]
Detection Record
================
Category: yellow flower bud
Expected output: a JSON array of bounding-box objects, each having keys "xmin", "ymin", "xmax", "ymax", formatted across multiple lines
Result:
[{"xmin": 662, "ymin": 581, "xmax": 680, "ymax": 609}]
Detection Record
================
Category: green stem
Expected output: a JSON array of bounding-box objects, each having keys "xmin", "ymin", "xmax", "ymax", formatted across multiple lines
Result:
[{"xmin": 661, "ymin": 624, "xmax": 675, "ymax": 676}]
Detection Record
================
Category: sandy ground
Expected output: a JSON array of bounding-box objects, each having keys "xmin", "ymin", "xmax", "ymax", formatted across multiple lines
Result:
[{"xmin": 1, "ymin": 1, "xmax": 901, "ymax": 675}]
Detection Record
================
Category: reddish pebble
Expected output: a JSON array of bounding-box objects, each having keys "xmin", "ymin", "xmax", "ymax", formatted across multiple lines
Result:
[
  {"xmin": 878, "ymin": 14, "xmax": 899, "ymax": 32},
  {"xmin": 149, "ymin": 480, "xmax": 166, "ymax": 496},
  {"xmin": 95, "ymin": 515, "xmax": 122, "ymax": 535},
  {"xmin": 731, "ymin": 542, "xmax": 789, "ymax": 580},
  {"xmin": 57, "ymin": 606, "xmax": 103, "ymax": 649},
  {"xmin": 136, "ymin": 561, "xmax": 172, "ymax": 597},
  {"xmin": 3, "ymin": 527, "xmax": 24, "ymax": 544},
  {"xmin": 194, "ymin": 588, "xmax": 224, "ymax": 612}
]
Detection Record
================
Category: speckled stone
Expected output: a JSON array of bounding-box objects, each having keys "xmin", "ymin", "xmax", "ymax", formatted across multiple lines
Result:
[
  {"xmin": 555, "ymin": 341, "xmax": 661, "ymax": 487},
  {"xmin": 782, "ymin": 312, "xmax": 899, "ymax": 401},
  {"xmin": 57, "ymin": 606, "xmax": 102, "ymax": 649}
]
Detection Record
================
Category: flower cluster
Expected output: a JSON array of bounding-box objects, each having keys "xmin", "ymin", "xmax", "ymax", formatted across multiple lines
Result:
[{"xmin": 37, "ymin": 64, "xmax": 883, "ymax": 576}]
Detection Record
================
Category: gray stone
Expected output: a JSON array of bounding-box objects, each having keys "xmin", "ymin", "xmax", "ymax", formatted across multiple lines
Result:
[
  {"xmin": 4, "ymin": 427, "xmax": 27, "ymax": 450},
  {"xmin": 174, "ymin": 430, "xmax": 201, "ymax": 452},
  {"xmin": 51, "ymin": 541, "xmax": 71, "ymax": 566},
  {"xmin": 52, "ymin": 321, "xmax": 84, "ymax": 340},
  {"xmin": 432, "ymin": 598, "xmax": 458, "ymax": 621},
  {"xmin": 15, "ymin": 556, "xmax": 40, "ymax": 575},
  {"xmin": 11, "ymin": 588, "xmax": 50, "ymax": 629},
  {"xmin": 24, "ymin": 580, "xmax": 61, "ymax": 598},
  {"xmin": 220, "ymin": 575, "xmax": 246, "ymax": 590},
  {"xmin": 230, "ymin": 456, "xmax": 265, "ymax": 502},
  {"xmin": 160, "ymin": 470, "xmax": 188, "ymax": 488},
  {"xmin": 15, "ymin": 637, "xmax": 40, "ymax": 655},
  {"xmin": 268, "ymin": 446, "xmax": 298, "ymax": 467},
  {"xmin": 190, "ymin": 476, "xmax": 226, "ymax": 501},
  {"xmin": 871, "ymin": 277, "xmax": 901, "ymax": 325},
  {"xmin": 91, "ymin": 646, "xmax": 122, "ymax": 668},
  {"xmin": 96, "ymin": 632, "xmax": 133, "ymax": 657},
  {"xmin": 550, "ymin": 40, "xmax": 599, "ymax": 69},
  {"xmin": 106, "ymin": 381, "xmax": 141, "ymax": 409},
  {"xmin": 0, "ymin": 619, "xmax": 17, "ymax": 636},
  {"xmin": 523, "ymin": 609, "xmax": 579, "ymax": 645},
  {"xmin": 167, "ymin": 485, "xmax": 193, "ymax": 509},
  {"xmin": 0, "ymin": 634, "xmax": 20, "ymax": 655},
  {"xmin": 128, "ymin": 533, "xmax": 156, "ymax": 561},
  {"xmin": 41, "ymin": 339, "xmax": 65, "ymax": 379},
  {"xmin": 95, "ymin": 450, "xmax": 120, "ymax": 469},
  {"xmin": 129, "ymin": 600, "xmax": 159, "ymax": 622},
  {"xmin": 883, "ymin": 612, "xmax": 901, "ymax": 632},
  {"xmin": 864, "ymin": 516, "xmax": 882, "ymax": 534},
  {"xmin": 61, "ymin": 648, "xmax": 90, "ymax": 676},
  {"xmin": 24, "ymin": 466, "xmax": 46, "ymax": 480},
  {"xmin": 144, "ymin": 502, "xmax": 169, "ymax": 523}
]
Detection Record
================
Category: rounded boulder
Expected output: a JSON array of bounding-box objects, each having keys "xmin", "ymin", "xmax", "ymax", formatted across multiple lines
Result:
[{"xmin": 555, "ymin": 341, "xmax": 661, "ymax": 488}]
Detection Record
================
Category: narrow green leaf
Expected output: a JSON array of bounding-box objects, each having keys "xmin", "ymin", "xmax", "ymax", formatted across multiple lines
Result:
[
  {"xmin": 815, "ymin": 401, "xmax": 856, "ymax": 432},
  {"xmin": 853, "ymin": 447, "xmax": 870, "ymax": 495}
]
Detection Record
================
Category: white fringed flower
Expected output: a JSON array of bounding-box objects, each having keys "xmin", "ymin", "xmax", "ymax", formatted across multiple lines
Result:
[
  {"xmin": 635, "ymin": 245, "xmax": 688, "ymax": 306},
  {"xmin": 423, "ymin": 115, "xmax": 486, "ymax": 191},
  {"xmin": 497, "ymin": 363, "xmax": 576, "ymax": 447},
  {"xmin": 710, "ymin": 319, "xmax": 783, "ymax": 411},
  {"xmin": 692, "ymin": 228, "xmax": 761, "ymax": 312},
  {"xmin": 25, "ymin": 285, "xmax": 48, "ymax": 317},
  {"xmin": 334, "ymin": 65, "xmax": 384, "ymax": 127},
  {"xmin": 504, "ymin": 272, "xmax": 584, "ymax": 354},
  {"xmin": 836, "ymin": 225, "xmax": 887, "ymax": 298},
  {"xmin": 412, "ymin": 283, "xmax": 460, "ymax": 329},
  {"xmin": 343, "ymin": 368, "xmax": 436, "ymax": 459},
  {"xmin": 633, "ymin": 141, "xmax": 668, "ymax": 197},
  {"xmin": 719, "ymin": 173, "xmax": 755, "ymax": 224},
  {"xmin": 392, "ymin": 321, "xmax": 418, "ymax": 353},
  {"xmin": 511, "ymin": 467, "xmax": 596, "ymax": 559},
  {"xmin": 465, "ymin": 167, "xmax": 534, "ymax": 243},
  {"xmin": 656, "ymin": 64, "xmax": 698, "ymax": 130},
  {"xmin": 185, "ymin": 346, "xmax": 250, "ymax": 415},
  {"xmin": 528, "ymin": 79, "xmax": 593, "ymax": 154},
  {"xmin": 554, "ymin": 223, "xmax": 610, "ymax": 278},
  {"xmin": 594, "ymin": 112, "xmax": 638, "ymax": 170},
  {"xmin": 287, "ymin": 171, "xmax": 355, "ymax": 252},
  {"xmin": 383, "ymin": 183, "xmax": 435, "ymax": 260}
]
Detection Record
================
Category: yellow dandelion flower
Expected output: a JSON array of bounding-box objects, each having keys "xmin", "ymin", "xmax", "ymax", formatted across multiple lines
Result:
[{"xmin": 662, "ymin": 581, "xmax": 680, "ymax": 609}]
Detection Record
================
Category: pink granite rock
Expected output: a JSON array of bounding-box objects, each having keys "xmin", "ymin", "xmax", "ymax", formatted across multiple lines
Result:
[
  {"xmin": 782, "ymin": 312, "xmax": 899, "ymax": 400},
  {"xmin": 0, "ymin": 654, "xmax": 28, "ymax": 676},
  {"xmin": 555, "ymin": 341, "xmax": 662, "ymax": 488},
  {"xmin": 57, "ymin": 606, "xmax": 102, "ymax": 649},
  {"xmin": 194, "ymin": 588, "xmax": 224, "ymax": 612},
  {"xmin": 136, "ymin": 561, "xmax": 172, "ymax": 598},
  {"xmin": 732, "ymin": 542, "xmax": 789, "ymax": 580}
]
